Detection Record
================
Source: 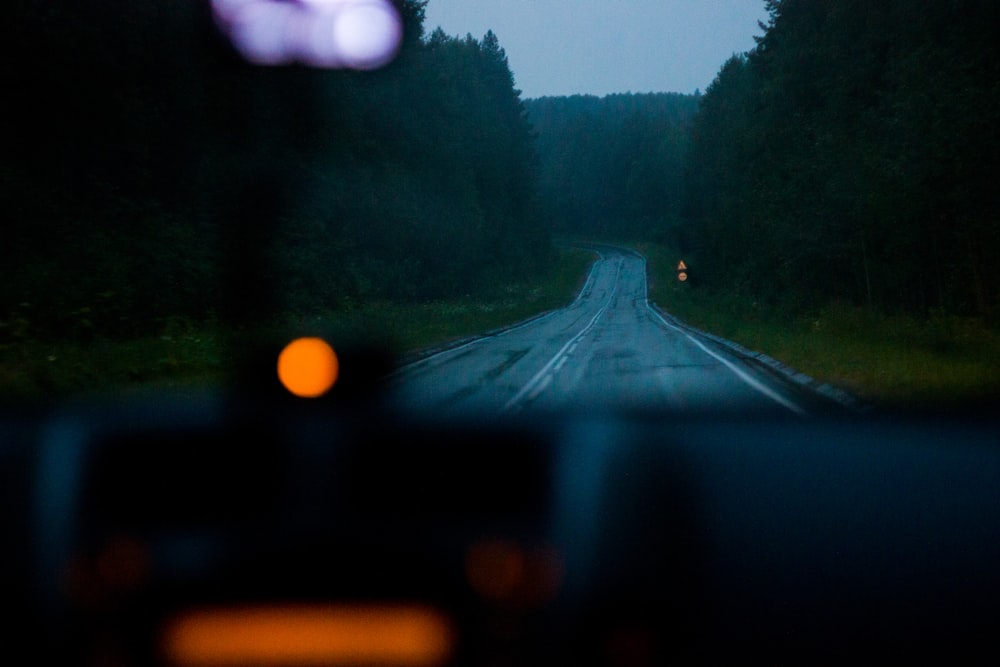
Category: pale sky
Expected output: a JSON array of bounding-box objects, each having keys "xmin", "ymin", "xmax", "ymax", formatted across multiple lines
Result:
[{"xmin": 422, "ymin": 0, "xmax": 769, "ymax": 99}]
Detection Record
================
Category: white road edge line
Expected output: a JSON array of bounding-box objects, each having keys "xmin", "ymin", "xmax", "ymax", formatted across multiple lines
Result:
[
  {"xmin": 392, "ymin": 304, "xmax": 560, "ymax": 376},
  {"xmin": 393, "ymin": 249, "xmax": 607, "ymax": 377},
  {"xmin": 569, "ymin": 249, "xmax": 604, "ymax": 308},
  {"xmin": 647, "ymin": 306, "xmax": 807, "ymax": 416},
  {"xmin": 502, "ymin": 259, "xmax": 622, "ymax": 413}
]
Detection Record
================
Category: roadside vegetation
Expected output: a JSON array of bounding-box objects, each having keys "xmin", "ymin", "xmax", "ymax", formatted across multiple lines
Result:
[
  {"xmin": 526, "ymin": 0, "xmax": 1000, "ymax": 412},
  {"xmin": 640, "ymin": 242, "xmax": 1000, "ymax": 409},
  {"xmin": 3, "ymin": 1, "xmax": 561, "ymax": 403},
  {"xmin": 6, "ymin": 1, "xmax": 998, "ymax": 410},
  {"xmin": 0, "ymin": 247, "xmax": 595, "ymax": 403}
]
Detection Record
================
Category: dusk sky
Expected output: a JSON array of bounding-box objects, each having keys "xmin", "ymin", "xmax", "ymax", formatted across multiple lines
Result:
[{"xmin": 423, "ymin": 0, "xmax": 770, "ymax": 99}]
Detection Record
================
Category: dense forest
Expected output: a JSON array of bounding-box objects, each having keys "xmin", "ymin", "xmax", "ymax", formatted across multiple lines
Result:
[
  {"xmin": 3, "ymin": 0, "xmax": 549, "ymax": 344},
  {"xmin": 525, "ymin": 93, "xmax": 700, "ymax": 241},
  {"xmin": 4, "ymin": 0, "xmax": 999, "ymax": 381},
  {"xmin": 526, "ymin": 0, "xmax": 998, "ymax": 323},
  {"xmin": 684, "ymin": 0, "xmax": 1000, "ymax": 320}
]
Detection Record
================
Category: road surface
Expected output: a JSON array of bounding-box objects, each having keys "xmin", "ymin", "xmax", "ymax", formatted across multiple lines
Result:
[{"xmin": 390, "ymin": 247, "xmax": 825, "ymax": 416}]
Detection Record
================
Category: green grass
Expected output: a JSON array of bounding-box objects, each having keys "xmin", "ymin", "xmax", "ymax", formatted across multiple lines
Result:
[
  {"xmin": 0, "ymin": 319, "xmax": 227, "ymax": 403},
  {"xmin": 7, "ymin": 241, "xmax": 994, "ymax": 410},
  {"xmin": 638, "ymin": 241, "xmax": 1000, "ymax": 408},
  {"xmin": 300, "ymin": 246, "xmax": 597, "ymax": 356},
  {"xmin": 0, "ymin": 247, "xmax": 597, "ymax": 404}
]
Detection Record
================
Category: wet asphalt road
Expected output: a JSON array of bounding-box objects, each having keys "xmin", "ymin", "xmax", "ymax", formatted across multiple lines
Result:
[{"xmin": 390, "ymin": 247, "xmax": 818, "ymax": 416}]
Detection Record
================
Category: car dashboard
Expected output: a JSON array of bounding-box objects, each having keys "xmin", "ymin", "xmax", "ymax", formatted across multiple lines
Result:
[{"xmin": 2, "ymin": 387, "xmax": 998, "ymax": 666}]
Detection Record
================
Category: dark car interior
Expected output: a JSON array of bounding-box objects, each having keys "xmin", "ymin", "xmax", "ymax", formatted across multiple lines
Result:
[
  {"xmin": 3, "ymin": 1, "xmax": 999, "ymax": 665},
  {"xmin": 2, "ymin": 384, "xmax": 998, "ymax": 665}
]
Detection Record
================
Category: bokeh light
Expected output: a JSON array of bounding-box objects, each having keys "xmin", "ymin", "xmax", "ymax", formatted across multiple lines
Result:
[
  {"xmin": 332, "ymin": 1, "xmax": 403, "ymax": 69},
  {"xmin": 465, "ymin": 539, "xmax": 563, "ymax": 607},
  {"xmin": 162, "ymin": 604, "xmax": 454, "ymax": 666},
  {"xmin": 277, "ymin": 337, "xmax": 339, "ymax": 398},
  {"xmin": 465, "ymin": 539, "xmax": 525, "ymax": 602},
  {"xmin": 211, "ymin": 0, "xmax": 402, "ymax": 69}
]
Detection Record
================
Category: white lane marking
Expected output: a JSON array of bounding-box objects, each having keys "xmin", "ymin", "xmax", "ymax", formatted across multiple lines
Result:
[
  {"xmin": 647, "ymin": 307, "xmax": 806, "ymax": 416},
  {"xmin": 567, "ymin": 342, "xmax": 578, "ymax": 355},
  {"xmin": 395, "ymin": 250, "xmax": 607, "ymax": 378},
  {"xmin": 503, "ymin": 260, "xmax": 622, "ymax": 412},
  {"xmin": 569, "ymin": 251, "xmax": 604, "ymax": 307},
  {"xmin": 392, "ymin": 303, "xmax": 560, "ymax": 378},
  {"xmin": 528, "ymin": 373, "xmax": 553, "ymax": 401},
  {"xmin": 554, "ymin": 355, "xmax": 569, "ymax": 372}
]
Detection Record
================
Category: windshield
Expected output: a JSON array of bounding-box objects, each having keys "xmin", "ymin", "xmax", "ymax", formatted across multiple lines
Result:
[
  {"xmin": 3, "ymin": 0, "xmax": 998, "ymax": 416},
  {"xmin": 6, "ymin": 4, "xmax": 1000, "ymax": 665}
]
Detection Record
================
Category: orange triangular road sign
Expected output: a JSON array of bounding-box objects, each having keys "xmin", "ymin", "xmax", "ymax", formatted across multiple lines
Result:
[{"xmin": 677, "ymin": 260, "xmax": 687, "ymax": 271}]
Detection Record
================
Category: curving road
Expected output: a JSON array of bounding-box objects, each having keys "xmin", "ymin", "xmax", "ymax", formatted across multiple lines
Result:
[{"xmin": 390, "ymin": 247, "xmax": 824, "ymax": 416}]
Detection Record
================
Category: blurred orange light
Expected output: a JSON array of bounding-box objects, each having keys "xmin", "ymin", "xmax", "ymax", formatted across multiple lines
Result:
[
  {"xmin": 161, "ymin": 604, "xmax": 454, "ymax": 666},
  {"xmin": 277, "ymin": 337, "xmax": 339, "ymax": 397},
  {"xmin": 96, "ymin": 535, "xmax": 148, "ymax": 591},
  {"xmin": 466, "ymin": 539, "xmax": 525, "ymax": 601},
  {"xmin": 465, "ymin": 539, "xmax": 563, "ymax": 607}
]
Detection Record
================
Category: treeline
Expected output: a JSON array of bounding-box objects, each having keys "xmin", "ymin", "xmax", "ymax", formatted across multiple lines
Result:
[
  {"xmin": 2, "ymin": 1, "xmax": 548, "ymax": 343},
  {"xmin": 527, "ymin": 1, "xmax": 999, "ymax": 322},
  {"xmin": 685, "ymin": 0, "xmax": 1000, "ymax": 319},
  {"xmin": 524, "ymin": 93, "xmax": 700, "ymax": 240}
]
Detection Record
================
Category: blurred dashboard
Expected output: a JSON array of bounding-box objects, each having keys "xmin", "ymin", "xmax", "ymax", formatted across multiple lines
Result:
[{"xmin": 2, "ymin": 392, "xmax": 999, "ymax": 665}]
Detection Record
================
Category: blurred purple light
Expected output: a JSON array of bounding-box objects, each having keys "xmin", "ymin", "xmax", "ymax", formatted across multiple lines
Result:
[
  {"xmin": 332, "ymin": 2, "xmax": 403, "ymax": 69},
  {"xmin": 211, "ymin": 0, "xmax": 402, "ymax": 70},
  {"xmin": 226, "ymin": 1, "xmax": 297, "ymax": 65}
]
